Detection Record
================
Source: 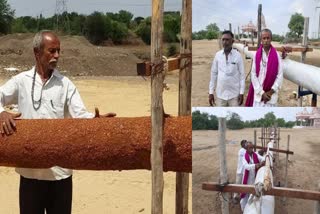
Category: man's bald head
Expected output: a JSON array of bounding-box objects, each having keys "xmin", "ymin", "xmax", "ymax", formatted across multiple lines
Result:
[
  {"xmin": 33, "ymin": 30, "xmax": 59, "ymax": 52},
  {"xmin": 246, "ymin": 141, "xmax": 254, "ymax": 154}
]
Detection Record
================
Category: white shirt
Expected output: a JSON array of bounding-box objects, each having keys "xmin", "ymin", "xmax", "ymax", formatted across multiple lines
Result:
[
  {"xmin": 242, "ymin": 152, "xmax": 264, "ymax": 185},
  {"xmin": 251, "ymin": 48, "xmax": 283, "ymax": 105},
  {"xmin": 236, "ymin": 148, "xmax": 246, "ymax": 174},
  {"xmin": 0, "ymin": 67, "xmax": 94, "ymax": 180},
  {"xmin": 209, "ymin": 49, "xmax": 245, "ymax": 100}
]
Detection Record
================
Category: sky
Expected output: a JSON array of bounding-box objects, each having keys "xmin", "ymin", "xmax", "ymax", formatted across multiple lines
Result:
[
  {"xmin": 192, "ymin": 107, "xmax": 313, "ymax": 122},
  {"xmin": 193, "ymin": 0, "xmax": 320, "ymax": 38},
  {"xmin": 7, "ymin": 0, "xmax": 182, "ymax": 18}
]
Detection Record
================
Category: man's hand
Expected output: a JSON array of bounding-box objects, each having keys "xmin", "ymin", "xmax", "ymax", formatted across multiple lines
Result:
[
  {"xmin": 281, "ymin": 46, "xmax": 292, "ymax": 59},
  {"xmin": 261, "ymin": 92, "xmax": 271, "ymax": 103},
  {"xmin": 238, "ymin": 94, "xmax": 244, "ymax": 106},
  {"xmin": 265, "ymin": 89, "xmax": 275, "ymax": 98},
  {"xmin": 0, "ymin": 111, "xmax": 21, "ymax": 136},
  {"xmin": 209, "ymin": 94, "xmax": 215, "ymax": 106},
  {"xmin": 94, "ymin": 107, "xmax": 116, "ymax": 118}
]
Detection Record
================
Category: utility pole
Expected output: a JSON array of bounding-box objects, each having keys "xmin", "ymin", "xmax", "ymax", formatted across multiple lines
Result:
[
  {"xmin": 317, "ymin": 7, "xmax": 320, "ymax": 38},
  {"xmin": 55, "ymin": 0, "xmax": 70, "ymax": 33}
]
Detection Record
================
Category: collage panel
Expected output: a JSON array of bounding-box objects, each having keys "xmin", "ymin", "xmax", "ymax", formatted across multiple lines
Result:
[
  {"xmin": 0, "ymin": 0, "xmax": 192, "ymax": 214},
  {"xmin": 192, "ymin": 107, "xmax": 320, "ymax": 213},
  {"xmin": 192, "ymin": 1, "xmax": 320, "ymax": 107}
]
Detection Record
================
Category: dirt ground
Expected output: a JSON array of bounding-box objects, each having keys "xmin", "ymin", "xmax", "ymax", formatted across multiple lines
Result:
[
  {"xmin": 192, "ymin": 39, "xmax": 320, "ymax": 107},
  {"xmin": 0, "ymin": 33, "xmax": 146, "ymax": 76},
  {"xmin": 0, "ymin": 72, "xmax": 192, "ymax": 213},
  {"xmin": 192, "ymin": 128, "xmax": 320, "ymax": 214}
]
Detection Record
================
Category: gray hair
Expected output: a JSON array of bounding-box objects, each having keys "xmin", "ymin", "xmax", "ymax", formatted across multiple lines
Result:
[
  {"xmin": 261, "ymin": 28, "xmax": 273, "ymax": 39},
  {"xmin": 33, "ymin": 30, "xmax": 54, "ymax": 50}
]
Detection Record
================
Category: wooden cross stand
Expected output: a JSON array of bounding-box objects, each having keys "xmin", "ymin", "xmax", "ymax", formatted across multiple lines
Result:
[
  {"xmin": 202, "ymin": 183, "xmax": 320, "ymax": 201},
  {"xmin": 254, "ymin": 145, "xmax": 294, "ymax": 155}
]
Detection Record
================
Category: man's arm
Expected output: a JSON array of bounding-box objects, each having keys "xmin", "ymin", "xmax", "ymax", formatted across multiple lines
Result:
[
  {"xmin": 209, "ymin": 55, "xmax": 218, "ymax": 106},
  {"xmin": 238, "ymin": 53, "xmax": 245, "ymax": 105},
  {"xmin": 242, "ymin": 156, "xmax": 256, "ymax": 171},
  {"xmin": 271, "ymin": 53, "xmax": 284, "ymax": 93},
  {"xmin": 0, "ymin": 77, "xmax": 21, "ymax": 135}
]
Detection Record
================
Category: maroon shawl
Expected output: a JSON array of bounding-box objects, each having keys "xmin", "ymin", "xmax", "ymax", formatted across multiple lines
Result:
[
  {"xmin": 240, "ymin": 151, "xmax": 259, "ymax": 199},
  {"xmin": 245, "ymin": 45, "xmax": 279, "ymax": 106}
]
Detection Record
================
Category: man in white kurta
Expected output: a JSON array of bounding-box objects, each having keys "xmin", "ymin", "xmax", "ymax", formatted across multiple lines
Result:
[
  {"xmin": 246, "ymin": 29, "xmax": 283, "ymax": 107},
  {"xmin": 234, "ymin": 140, "xmax": 247, "ymax": 200},
  {"xmin": 209, "ymin": 30, "xmax": 245, "ymax": 107},
  {"xmin": 0, "ymin": 30, "xmax": 115, "ymax": 214},
  {"xmin": 240, "ymin": 142, "xmax": 265, "ymax": 211}
]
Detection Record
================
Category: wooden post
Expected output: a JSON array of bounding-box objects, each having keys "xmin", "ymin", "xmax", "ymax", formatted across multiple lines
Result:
[
  {"xmin": 261, "ymin": 127, "xmax": 264, "ymax": 148},
  {"xmin": 151, "ymin": 0, "xmax": 164, "ymax": 213},
  {"xmin": 218, "ymin": 118, "xmax": 229, "ymax": 214},
  {"xmin": 254, "ymin": 130, "xmax": 257, "ymax": 152},
  {"xmin": 277, "ymin": 127, "xmax": 280, "ymax": 164},
  {"xmin": 299, "ymin": 17, "xmax": 309, "ymax": 106},
  {"xmin": 176, "ymin": 0, "xmax": 191, "ymax": 213},
  {"xmin": 203, "ymin": 183, "xmax": 320, "ymax": 201},
  {"xmin": 257, "ymin": 4, "xmax": 262, "ymax": 47},
  {"xmin": 283, "ymin": 135, "xmax": 290, "ymax": 202},
  {"xmin": 314, "ymin": 182, "xmax": 320, "ymax": 214}
]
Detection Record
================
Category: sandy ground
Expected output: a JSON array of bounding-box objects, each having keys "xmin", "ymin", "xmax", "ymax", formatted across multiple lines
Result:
[
  {"xmin": 192, "ymin": 128, "xmax": 320, "ymax": 214},
  {"xmin": 192, "ymin": 39, "xmax": 320, "ymax": 107},
  {"xmin": 0, "ymin": 72, "xmax": 192, "ymax": 213}
]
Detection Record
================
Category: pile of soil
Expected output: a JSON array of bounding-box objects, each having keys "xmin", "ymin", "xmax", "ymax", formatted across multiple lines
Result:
[{"xmin": 0, "ymin": 33, "xmax": 145, "ymax": 76}]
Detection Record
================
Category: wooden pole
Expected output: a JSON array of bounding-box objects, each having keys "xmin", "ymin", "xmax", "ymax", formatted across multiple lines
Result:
[
  {"xmin": 254, "ymin": 145, "xmax": 293, "ymax": 155},
  {"xmin": 151, "ymin": 0, "xmax": 164, "ymax": 213},
  {"xmin": 257, "ymin": 4, "xmax": 262, "ymax": 47},
  {"xmin": 314, "ymin": 182, "xmax": 320, "ymax": 214},
  {"xmin": 299, "ymin": 17, "xmax": 309, "ymax": 106},
  {"xmin": 277, "ymin": 127, "xmax": 280, "ymax": 164},
  {"xmin": 283, "ymin": 135, "xmax": 290, "ymax": 202},
  {"xmin": 254, "ymin": 130, "xmax": 257, "ymax": 152},
  {"xmin": 202, "ymin": 183, "xmax": 320, "ymax": 201},
  {"xmin": 218, "ymin": 118, "xmax": 229, "ymax": 214},
  {"xmin": 176, "ymin": 0, "xmax": 192, "ymax": 213},
  {"xmin": 261, "ymin": 127, "xmax": 264, "ymax": 148}
]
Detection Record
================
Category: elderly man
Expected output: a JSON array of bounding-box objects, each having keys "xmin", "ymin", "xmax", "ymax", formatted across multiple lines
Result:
[
  {"xmin": 245, "ymin": 28, "xmax": 283, "ymax": 107},
  {"xmin": 233, "ymin": 139, "xmax": 247, "ymax": 201},
  {"xmin": 240, "ymin": 141, "xmax": 265, "ymax": 211},
  {"xmin": 0, "ymin": 30, "xmax": 115, "ymax": 214},
  {"xmin": 209, "ymin": 30, "xmax": 245, "ymax": 106}
]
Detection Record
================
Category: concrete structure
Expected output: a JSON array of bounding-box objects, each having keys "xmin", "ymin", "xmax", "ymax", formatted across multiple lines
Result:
[{"xmin": 296, "ymin": 108, "xmax": 320, "ymax": 127}]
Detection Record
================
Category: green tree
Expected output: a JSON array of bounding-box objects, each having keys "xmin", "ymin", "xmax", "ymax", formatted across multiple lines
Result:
[
  {"xmin": 276, "ymin": 118, "xmax": 286, "ymax": 127},
  {"xmin": 288, "ymin": 13, "xmax": 304, "ymax": 38},
  {"xmin": 133, "ymin": 16, "xmax": 144, "ymax": 25},
  {"xmin": 11, "ymin": 18, "xmax": 28, "ymax": 33},
  {"xmin": 0, "ymin": 0, "xmax": 15, "ymax": 34},
  {"xmin": 192, "ymin": 111, "xmax": 209, "ymax": 130},
  {"xmin": 227, "ymin": 112, "xmax": 244, "ymax": 130},
  {"xmin": 163, "ymin": 12, "xmax": 181, "ymax": 43},
  {"xmin": 192, "ymin": 30, "xmax": 207, "ymax": 40},
  {"xmin": 135, "ymin": 17, "xmax": 151, "ymax": 44},
  {"xmin": 84, "ymin": 11, "xmax": 108, "ymax": 45},
  {"xmin": 263, "ymin": 112, "xmax": 277, "ymax": 127},
  {"xmin": 109, "ymin": 20, "xmax": 128, "ymax": 44},
  {"xmin": 206, "ymin": 23, "xmax": 219, "ymax": 32},
  {"xmin": 206, "ymin": 30, "xmax": 218, "ymax": 40},
  {"xmin": 117, "ymin": 10, "xmax": 133, "ymax": 27}
]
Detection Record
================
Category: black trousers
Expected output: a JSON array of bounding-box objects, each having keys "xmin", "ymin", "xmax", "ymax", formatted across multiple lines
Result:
[{"xmin": 19, "ymin": 176, "xmax": 72, "ymax": 214}]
